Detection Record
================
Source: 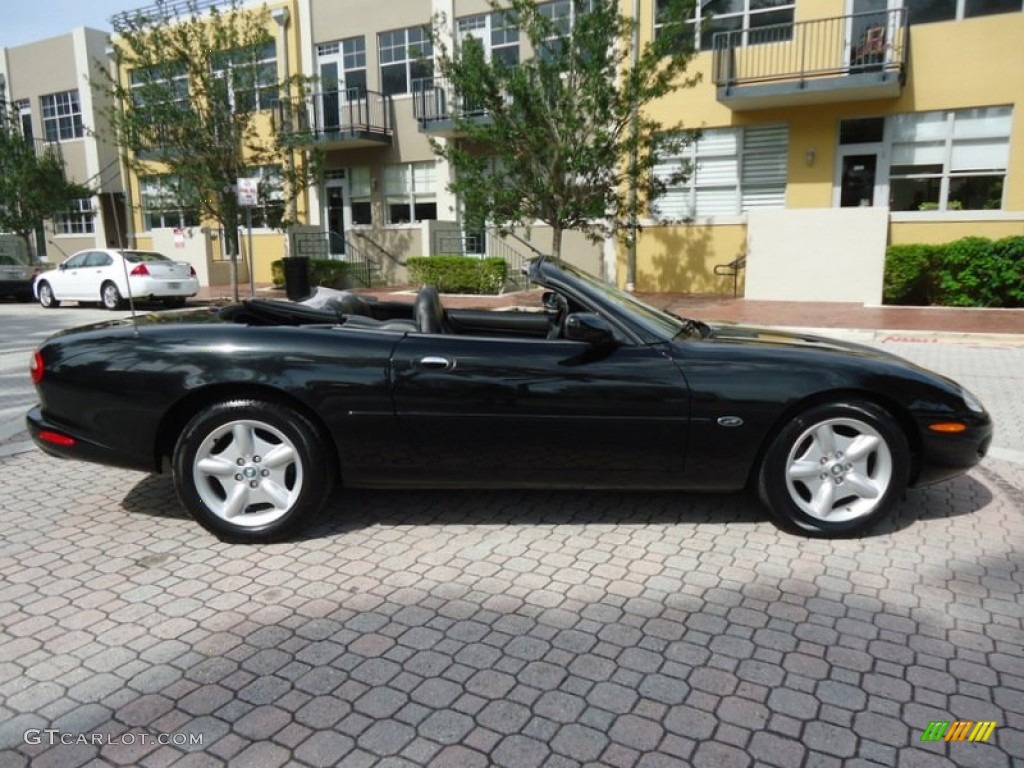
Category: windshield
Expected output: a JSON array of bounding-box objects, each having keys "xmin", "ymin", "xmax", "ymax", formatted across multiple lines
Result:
[
  {"xmin": 123, "ymin": 251, "xmax": 171, "ymax": 263},
  {"xmin": 554, "ymin": 261, "xmax": 697, "ymax": 340}
]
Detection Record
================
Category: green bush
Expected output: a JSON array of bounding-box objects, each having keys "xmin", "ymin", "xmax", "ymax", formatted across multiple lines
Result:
[
  {"xmin": 883, "ymin": 236, "xmax": 1024, "ymax": 307},
  {"xmin": 270, "ymin": 258, "xmax": 351, "ymax": 290},
  {"xmin": 406, "ymin": 256, "xmax": 508, "ymax": 294}
]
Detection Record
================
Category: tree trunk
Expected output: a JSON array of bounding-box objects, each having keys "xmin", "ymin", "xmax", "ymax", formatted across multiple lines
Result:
[{"xmin": 551, "ymin": 226, "xmax": 563, "ymax": 263}]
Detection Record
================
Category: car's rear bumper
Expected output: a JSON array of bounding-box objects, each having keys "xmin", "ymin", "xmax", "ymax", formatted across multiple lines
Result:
[
  {"xmin": 26, "ymin": 405, "xmax": 156, "ymax": 473},
  {"xmin": 0, "ymin": 279, "xmax": 34, "ymax": 295},
  {"xmin": 128, "ymin": 276, "xmax": 199, "ymax": 298}
]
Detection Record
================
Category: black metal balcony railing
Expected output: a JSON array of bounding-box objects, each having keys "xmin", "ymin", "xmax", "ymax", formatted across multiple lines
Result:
[
  {"xmin": 413, "ymin": 76, "xmax": 491, "ymax": 129},
  {"xmin": 277, "ymin": 89, "xmax": 392, "ymax": 145},
  {"xmin": 712, "ymin": 9, "xmax": 908, "ymax": 91}
]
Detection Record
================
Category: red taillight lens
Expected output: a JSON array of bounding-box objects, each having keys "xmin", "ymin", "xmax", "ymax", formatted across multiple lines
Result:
[
  {"xmin": 30, "ymin": 350, "xmax": 44, "ymax": 385},
  {"xmin": 39, "ymin": 430, "xmax": 75, "ymax": 447},
  {"xmin": 130, "ymin": 264, "xmax": 150, "ymax": 277},
  {"xmin": 189, "ymin": 266, "xmax": 197, "ymax": 277}
]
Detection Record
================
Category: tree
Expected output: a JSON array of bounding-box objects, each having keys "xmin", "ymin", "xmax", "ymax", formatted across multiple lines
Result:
[
  {"xmin": 0, "ymin": 111, "xmax": 91, "ymax": 259},
  {"xmin": 101, "ymin": 0, "xmax": 320, "ymax": 300},
  {"xmin": 431, "ymin": 0, "xmax": 701, "ymax": 263}
]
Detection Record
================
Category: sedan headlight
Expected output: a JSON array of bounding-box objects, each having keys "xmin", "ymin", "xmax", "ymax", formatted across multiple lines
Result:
[{"xmin": 961, "ymin": 386, "xmax": 986, "ymax": 414}]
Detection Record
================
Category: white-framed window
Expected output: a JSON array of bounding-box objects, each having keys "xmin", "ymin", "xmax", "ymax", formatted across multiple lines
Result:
[
  {"xmin": 888, "ymin": 106, "xmax": 1011, "ymax": 211},
  {"xmin": 383, "ymin": 162, "xmax": 437, "ymax": 224},
  {"xmin": 903, "ymin": 0, "xmax": 1023, "ymax": 24},
  {"xmin": 54, "ymin": 198, "xmax": 95, "ymax": 234},
  {"xmin": 15, "ymin": 100, "xmax": 33, "ymax": 141},
  {"xmin": 656, "ymin": 0, "xmax": 796, "ymax": 51},
  {"xmin": 246, "ymin": 165, "xmax": 285, "ymax": 229},
  {"xmin": 349, "ymin": 166, "xmax": 373, "ymax": 225},
  {"xmin": 457, "ymin": 11, "xmax": 520, "ymax": 67},
  {"xmin": 537, "ymin": 0, "xmax": 596, "ymax": 59},
  {"xmin": 653, "ymin": 124, "xmax": 789, "ymax": 218},
  {"xmin": 130, "ymin": 61, "xmax": 189, "ymax": 110},
  {"xmin": 139, "ymin": 175, "xmax": 200, "ymax": 230},
  {"xmin": 211, "ymin": 41, "xmax": 278, "ymax": 111},
  {"xmin": 40, "ymin": 90, "xmax": 84, "ymax": 142},
  {"xmin": 379, "ymin": 26, "xmax": 433, "ymax": 97},
  {"xmin": 317, "ymin": 37, "xmax": 367, "ymax": 95}
]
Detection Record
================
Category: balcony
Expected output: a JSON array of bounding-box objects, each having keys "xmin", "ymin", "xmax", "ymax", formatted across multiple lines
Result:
[
  {"xmin": 277, "ymin": 89, "xmax": 392, "ymax": 149},
  {"xmin": 413, "ymin": 77, "xmax": 495, "ymax": 138},
  {"xmin": 712, "ymin": 9, "xmax": 907, "ymax": 110}
]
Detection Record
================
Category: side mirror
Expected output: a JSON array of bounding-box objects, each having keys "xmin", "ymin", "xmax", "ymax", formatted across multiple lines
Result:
[
  {"xmin": 564, "ymin": 312, "xmax": 616, "ymax": 346},
  {"xmin": 58, "ymin": 263, "xmax": 67, "ymax": 271}
]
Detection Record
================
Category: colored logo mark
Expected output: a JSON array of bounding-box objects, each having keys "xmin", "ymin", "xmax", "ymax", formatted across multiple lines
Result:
[{"xmin": 921, "ymin": 721, "xmax": 997, "ymax": 743}]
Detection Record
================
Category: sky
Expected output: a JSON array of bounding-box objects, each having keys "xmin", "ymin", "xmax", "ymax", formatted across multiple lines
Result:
[{"xmin": 1, "ymin": 0, "xmax": 136, "ymax": 48}]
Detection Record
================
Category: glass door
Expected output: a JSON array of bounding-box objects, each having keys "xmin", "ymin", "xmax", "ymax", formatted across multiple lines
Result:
[
  {"xmin": 317, "ymin": 45, "xmax": 345, "ymax": 133},
  {"xmin": 836, "ymin": 143, "xmax": 888, "ymax": 207},
  {"xmin": 846, "ymin": 0, "xmax": 895, "ymax": 71},
  {"xmin": 325, "ymin": 181, "xmax": 347, "ymax": 256}
]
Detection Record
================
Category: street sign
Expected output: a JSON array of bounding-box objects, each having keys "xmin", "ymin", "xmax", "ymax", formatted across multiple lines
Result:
[{"xmin": 236, "ymin": 177, "xmax": 260, "ymax": 207}]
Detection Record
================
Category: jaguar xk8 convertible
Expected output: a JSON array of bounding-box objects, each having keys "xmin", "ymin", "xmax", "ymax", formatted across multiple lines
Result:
[{"xmin": 27, "ymin": 257, "xmax": 992, "ymax": 542}]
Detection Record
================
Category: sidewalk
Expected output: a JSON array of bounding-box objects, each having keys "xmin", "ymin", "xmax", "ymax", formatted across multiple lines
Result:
[{"xmin": 198, "ymin": 283, "xmax": 1024, "ymax": 337}]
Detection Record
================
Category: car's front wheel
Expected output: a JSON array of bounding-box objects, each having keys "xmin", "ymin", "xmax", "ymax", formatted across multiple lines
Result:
[
  {"xmin": 758, "ymin": 400, "xmax": 910, "ymax": 536},
  {"xmin": 37, "ymin": 281, "xmax": 60, "ymax": 309},
  {"xmin": 172, "ymin": 399, "xmax": 334, "ymax": 542},
  {"xmin": 101, "ymin": 282, "xmax": 123, "ymax": 310}
]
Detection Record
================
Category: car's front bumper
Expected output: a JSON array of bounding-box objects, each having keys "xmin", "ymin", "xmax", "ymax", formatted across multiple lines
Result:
[{"xmin": 913, "ymin": 414, "xmax": 994, "ymax": 487}]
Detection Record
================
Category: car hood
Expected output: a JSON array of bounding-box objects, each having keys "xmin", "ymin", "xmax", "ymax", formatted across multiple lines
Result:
[{"xmin": 704, "ymin": 322, "xmax": 905, "ymax": 362}]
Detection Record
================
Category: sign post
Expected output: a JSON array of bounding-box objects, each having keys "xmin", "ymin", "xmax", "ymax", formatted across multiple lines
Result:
[{"xmin": 236, "ymin": 177, "xmax": 260, "ymax": 298}]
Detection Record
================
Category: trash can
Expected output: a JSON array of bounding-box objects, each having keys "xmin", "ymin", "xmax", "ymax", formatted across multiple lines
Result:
[{"xmin": 283, "ymin": 257, "xmax": 311, "ymax": 301}]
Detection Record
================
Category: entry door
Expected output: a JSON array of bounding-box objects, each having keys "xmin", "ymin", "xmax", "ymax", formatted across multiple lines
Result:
[
  {"xmin": 318, "ymin": 52, "xmax": 345, "ymax": 133},
  {"xmin": 845, "ymin": 0, "xmax": 897, "ymax": 70},
  {"xmin": 325, "ymin": 182, "xmax": 346, "ymax": 255},
  {"xmin": 836, "ymin": 144, "xmax": 887, "ymax": 207}
]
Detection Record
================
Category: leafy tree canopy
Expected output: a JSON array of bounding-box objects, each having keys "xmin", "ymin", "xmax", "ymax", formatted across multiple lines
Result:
[
  {"xmin": 0, "ymin": 111, "xmax": 92, "ymax": 258},
  {"xmin": 431, "ymin": 0, "xmax": 701, "ymax": 261},
  {"xmin": 101, "ymin": 0, "xmax": 321, "ymax": 298}
]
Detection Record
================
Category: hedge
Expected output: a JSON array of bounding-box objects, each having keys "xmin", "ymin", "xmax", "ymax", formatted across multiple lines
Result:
[
  {"xmin": 270, "ymin": 258, "xmax": 351, "ymax": 289},
  {"xmin": 883, "ymin": 236, "xmax": 1024, "ymax": 307},
  {"xmin": 406, "ymin": 256, "xmax": 508, "ymax": 294}
]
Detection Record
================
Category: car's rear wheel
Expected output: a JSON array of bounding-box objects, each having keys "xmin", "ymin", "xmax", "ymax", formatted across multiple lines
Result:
[
  {"xmin": 172, "ymin": 399, "xmax": 333, "ymax": 542},
  {"xmin": 101, "ymin": 282, "xmax": 123, "ymax": 310},
  {"xmin": 758, "ymin": 400, "xmax": 910, "ymax": 536},
  {"xmin": 38, "ymin": 281, "xmax": 60, "ymax": 308}
]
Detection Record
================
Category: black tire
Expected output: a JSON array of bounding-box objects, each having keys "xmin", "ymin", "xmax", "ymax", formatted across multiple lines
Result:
[
  {"xmin": 758, "ymin": 400, "xmax": 910, "ymax": 536},
  {"xmin": 37, "ymin": 281, "xmax": 60, "ymax": 309},
  {"xmin": 172, "ymin": 399, "xmax": 334, "ymax": 542},
  {"xmin": 101, "ymin": 282, "xmax": 123, "ymax": 310}
]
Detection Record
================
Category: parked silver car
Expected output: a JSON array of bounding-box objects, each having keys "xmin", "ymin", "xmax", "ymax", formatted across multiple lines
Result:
[{"xmin": 0, "ymin": 249, "xmax": 42, "ymax": 302}]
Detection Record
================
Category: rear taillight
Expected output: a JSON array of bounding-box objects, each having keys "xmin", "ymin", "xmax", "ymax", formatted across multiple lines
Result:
[
  {"xmin": 189, "ymin": 266, "xmax": 197, "ymax": 277},
  {"xmin": 30, "ymin": 350, "xmax": 44, "ymax": 384},
  {"xmin": 130, "ymin": 264, "xmax": 150, "ymax": 277},
  {"xmin": 39, "ymin": 430, "xmax": 75, "ymax": 447}
]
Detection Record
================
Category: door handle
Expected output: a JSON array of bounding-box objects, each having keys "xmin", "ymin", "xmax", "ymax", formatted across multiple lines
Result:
[{"xmin": 418, "ymin": 356, "xmax": 455, "ymax": 371}]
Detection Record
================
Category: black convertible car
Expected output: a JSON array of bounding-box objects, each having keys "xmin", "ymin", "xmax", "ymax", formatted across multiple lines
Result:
[{"xmin": 27, "ymin": 257, "xmax": 992, "ymax": 542}]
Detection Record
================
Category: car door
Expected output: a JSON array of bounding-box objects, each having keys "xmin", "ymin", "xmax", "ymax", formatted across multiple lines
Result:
[
  {"xmin": 390, "ymin": 332, "xmax": 690, "ymax": 486},
  {"xmin": 49, "ymin": 252, "xmax": 90, "ymax": 299},
  {"xmin": 83, "ymin": 251, "xmax": 115, "ymax": 300}
]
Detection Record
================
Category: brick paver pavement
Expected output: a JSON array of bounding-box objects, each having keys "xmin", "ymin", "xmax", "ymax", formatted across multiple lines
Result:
[{"xmin": 1, "ymin": 448, "xmax": 1022, "ymax": 766}]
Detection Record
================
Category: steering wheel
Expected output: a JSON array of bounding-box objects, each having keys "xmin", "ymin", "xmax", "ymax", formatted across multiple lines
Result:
[{"xmin": 543, "ymin": 291, "xmax": 569, "ymax": 339}]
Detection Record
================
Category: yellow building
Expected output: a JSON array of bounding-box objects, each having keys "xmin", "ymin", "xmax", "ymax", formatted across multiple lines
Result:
[
  {"xmin": 630, "ymin": 0, "xmax": 1024, "ymax": 301},
  {"xmin": 113, "ymin": 0, "xmax": 306, "ymax": 286}
]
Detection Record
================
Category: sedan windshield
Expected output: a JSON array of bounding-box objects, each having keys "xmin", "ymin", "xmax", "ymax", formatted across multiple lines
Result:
[
  {"xmin": 123, "ymin": 251, "xmax": 171, "ymax": 263},
  {"xmin": 556, "ymin": 261, "xmax": 702, "ymax": 340}
]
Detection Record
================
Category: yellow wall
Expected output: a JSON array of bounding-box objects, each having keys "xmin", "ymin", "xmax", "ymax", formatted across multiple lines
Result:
[
  {"xmin": 628, "ymin": 224, "xmax": 748, "ymax": 294},
  {"xmin": 890, "ymin": 221, "xmax": 1024, "ymax": 245}
]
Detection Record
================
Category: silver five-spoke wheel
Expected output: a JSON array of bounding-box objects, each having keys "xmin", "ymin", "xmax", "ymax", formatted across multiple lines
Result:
[
  {"xmin": 759, "ymin": 401, "xmax": 909, "ymax": 536},
  {"xmin": 173, "ymin": 399, "xmax": 333, "ymax": 541},
  {"xmin": 193, "ymin": 419, "xmax": 303, "ymax": 528}
]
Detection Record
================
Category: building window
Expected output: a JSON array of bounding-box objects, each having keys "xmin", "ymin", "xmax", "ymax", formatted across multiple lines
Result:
[
  {"xmin": 379, "ymin": 26, "xmax": 433, "ymax": 97},
  {"xmin": 16, "ymin": 100, "xmax": 33, "ymax": 141},
  {"xmin": 55, "ymin": 198, "xmax": 95, "ymax": 234},
  {"xmin": 317, "ymin": 37, "xmax": 367, "ymax": 96},
  {"xmin": 384, "ymin": 162, "xmax": 437, "ymax": 224},
  {"xmin": 905, "ymin": 0, "xmax": 1022, "ymax": 24},
  {"xmin": 40, "ymin": 90, "xmax": 84, "ymax": 142},
  {"xmin": 130, "ymin": 62, "xmax": 189, "ymax": 110},
  {"xmin": 653, "ymin": 125, "xmax": 789, "ymax": 218},
  {"xmin": 210, "ymin": 41, "xmax": 278, "ymax": 111},
  {"xmin": 537, "ymin": 0, "xmax": 596, "ymax": 59},
  {"xmin": 458, "ymin": 11, "xmax": 520, "ymax": 67},
  {"xmin": 349, "ymin": 166, "xmax": 373, "ymax": 225},
  {"xmin": 889, "ymin": 106, "xmax": 1011, "ymax": 211},
  {"xmin": 139, "ymin": 175, "xmax": 200, "ymax": 230},
  {"xmin": 657, "ymin": 0, "xmax": 796, "ymax": 51},
  {"xmin": 246, "ymin": 166, "xmax": 285, "ymax": 229}
]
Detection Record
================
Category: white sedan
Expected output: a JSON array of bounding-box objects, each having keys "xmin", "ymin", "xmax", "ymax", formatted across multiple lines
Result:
[{"xmin": 34, "ymin": 249, "xmax": 200, "ymax": 310}]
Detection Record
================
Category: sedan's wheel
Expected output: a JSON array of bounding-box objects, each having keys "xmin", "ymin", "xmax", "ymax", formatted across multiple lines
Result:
[
  {"xmin": 38, "ymin": 282, "xmax": 60, "ymax": 309},
  {"xmin": 101, "ymin": 282, "xmax": 123, "ymax": 310},
  {"xmin": 173, "ymin": 399, "xmax": 333, "ymax": 542},
  {"xmin": 758, "ymin": 401, "xmax": 910, "ymax": 536}
]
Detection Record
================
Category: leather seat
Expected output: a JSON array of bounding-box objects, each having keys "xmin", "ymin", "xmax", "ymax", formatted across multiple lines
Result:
[{"xmin": 414, "ymin": 285, "xmax": 446, "ymax": 334}]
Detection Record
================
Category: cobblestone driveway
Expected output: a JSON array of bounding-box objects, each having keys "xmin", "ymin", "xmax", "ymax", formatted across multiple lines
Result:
[{"xmin": 1, "ymin": 449, "xmax": 1022, "ymax": 767}]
